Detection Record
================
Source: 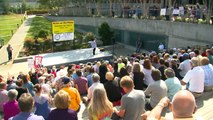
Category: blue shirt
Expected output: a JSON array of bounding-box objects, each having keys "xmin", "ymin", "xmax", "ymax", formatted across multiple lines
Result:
[
  {"xmin": 87, "ymin": 73, "xmax": 93, "ymax": 87},
  {"xmin": 9, "ymin": 112, "xmax": 44, "ymax": 120},
  {"xmin": 201, "ymin": 64, "xmax": 213, "ymax": 86}
]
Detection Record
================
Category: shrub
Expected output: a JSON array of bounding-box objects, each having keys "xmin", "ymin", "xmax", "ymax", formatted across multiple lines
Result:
[
  {"xmin": 98, "ymin": 22, "xmax": 114, "ymax": 46},
  {"xmin": 37, "ymin": 30, "xmax": 49, "ymax": 38},
  {"xmin": 84, "ymin": 32, "xmax": 95, "ymax": 42}
]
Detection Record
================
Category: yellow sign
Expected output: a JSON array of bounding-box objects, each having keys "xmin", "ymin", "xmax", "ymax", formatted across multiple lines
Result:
[{"xmin": 52, "ymin": 20, "xmax": 74, "ymax": 34}]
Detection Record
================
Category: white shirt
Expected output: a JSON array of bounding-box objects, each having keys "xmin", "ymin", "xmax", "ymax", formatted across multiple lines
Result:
[
  {"xmin": 183, "ymin": 66, "xmax": 204, "ymax": 93},
  {"xmin": 178, "ymin": 59, "xmax": 192, "ymax": 77},
  {"xmin": 143, "ymin": 67, "xmax": 155, "ymax": 86},
  {"xmin": 91, "ymin": 40, "xmax": 97, "ymax": 48},
  {"xmin": 87, "ymin": 82, "xmax": 104, "ymax": 100}
]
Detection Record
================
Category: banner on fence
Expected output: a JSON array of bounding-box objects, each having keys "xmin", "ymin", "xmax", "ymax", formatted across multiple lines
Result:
[
  {"xmin": 52, "ymin": 20, "xmax": 74, "ymax": 42},
  {"xmin": 34, "ymin": 56, "xmax": 43, "ymax": 68}
]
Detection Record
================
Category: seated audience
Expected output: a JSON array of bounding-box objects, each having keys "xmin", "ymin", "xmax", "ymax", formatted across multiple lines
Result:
[
  {"xmin": 0, "ymin": 82, "xmax": 9, "ymax": 113},
  {"xmin": 34, "ymin": 84, "xmax": 51, "ymax": 119},
  {"xmin": 181, "ymin": 57, "xmax": 205, "ymax": 98},
  {"xmin": 15, "ymin": 80, "xmax": 28, "ymax": 100},
  {"xmin": 200, "ymin": 57, "xmax": 213, "ymax": 91},
  {"xmin": 3, "ymin": 89, "xmax": 20, "ymax": 120},
  {"xmin": 114, "ymin": 76, "xmax": 145, "ymax": 120},
  {"xmin": 164, "ymin": 68, "xmax": 181, "ymax": 100},
  {"xmin": 88, "ymin": 86, "xmax": 113, "ymax": 120},
  {"xmin": 104, "ymin": 72, "xmax": 122, "ymax": 106},
  {"xmin": 61, "ymin": 77, "xmax": 81, "ymax": 112},
  {"xmin": 9, "ymin": 93, "xmax": 44, "ymax": 120},
  {"xmin": 47, "ymin": 90, "xmax": 78, "ymax": 120},
  {"xmin": 142, "ymin": 90, "xmax": 198, "ymax": 120},
  {"xmin": 86, "ymin": 73, "xmax": 104, "ymax": 103},
  {"xmin": 145, "ymin": 69, "xmax": 167, "ymax": 110},
  {"xmin": 132, "ymin": 62, "xmax": 144, "ymax": 90},
  {"xmin": 73, "ymin": 70, "xmax": 88, "ymax": 96}
]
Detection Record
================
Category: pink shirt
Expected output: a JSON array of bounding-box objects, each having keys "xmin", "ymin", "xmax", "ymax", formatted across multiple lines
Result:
[{"xmin": 3, "ymin": 100, "xmax": 20, "ymax": 120}]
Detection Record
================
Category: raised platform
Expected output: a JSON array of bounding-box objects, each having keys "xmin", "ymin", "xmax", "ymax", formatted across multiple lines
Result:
[{"xmin": 38, "ymin": 48, "xmax": 112, "ymax": 67}]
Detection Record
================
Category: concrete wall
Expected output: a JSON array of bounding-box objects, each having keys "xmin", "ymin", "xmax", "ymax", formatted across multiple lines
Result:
[{"xmin": 47, "ymin": 16, "xmax": 213, "ymax": 48}]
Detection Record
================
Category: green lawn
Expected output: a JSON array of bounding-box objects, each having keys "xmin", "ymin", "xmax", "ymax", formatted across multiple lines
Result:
[
  {"xmin": 27, "ymin": 16, "xmax": 52, "ymax": 38},
  {"xmin": 0, "ymin": 14, "xmax": 24, "ymax": 44}
]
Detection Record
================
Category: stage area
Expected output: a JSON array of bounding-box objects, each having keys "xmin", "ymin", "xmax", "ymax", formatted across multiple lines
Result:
[{"xmin": 40, "ymin": 48, "xmax": 112, "ymax": 67}]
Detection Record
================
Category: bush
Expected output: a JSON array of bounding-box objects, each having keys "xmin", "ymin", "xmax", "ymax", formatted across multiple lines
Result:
[
  {"xmin": 98, "ymin": 22, "xmax": 114, "ymax": 46},
  {"xmin": 37, "ymin": 30, "xmax": 49, "ymax": 38},
  {"xmin": 27, "ymin": 9, "xmax": 48, "ymax": 15}
]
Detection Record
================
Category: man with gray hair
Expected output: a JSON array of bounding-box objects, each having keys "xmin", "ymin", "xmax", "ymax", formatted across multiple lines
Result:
[
  {"xmin": 181, "ymin": 57, "xmax": 205, "ymax": 98},
  {"xmin": 9, "ymin": 93, "xmax": 44, "ymax": 120},
  {"xmin": 83, "ymin": 73, "xmax": 104, "ymax": 103},
  {"xmin": 3, "ymin": 89, "xmax": 20, "ymax": 120}
]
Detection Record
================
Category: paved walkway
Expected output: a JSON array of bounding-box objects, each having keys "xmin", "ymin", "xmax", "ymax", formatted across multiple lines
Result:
[{"xmin": 0, "ymin": 15, "xmax": 34, "ymax": 78}]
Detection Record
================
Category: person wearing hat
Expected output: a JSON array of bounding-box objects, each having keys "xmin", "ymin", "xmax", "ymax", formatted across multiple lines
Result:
[
  {"xmin": 61, "ymin": 77, "xmax": 81, "ymax": 112},
  {"xmin": 178, "ymin": 53, "xmax": 192, "ymax": 79}
]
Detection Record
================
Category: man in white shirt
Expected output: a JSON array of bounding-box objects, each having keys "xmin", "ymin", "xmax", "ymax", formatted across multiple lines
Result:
[
  {"xmin": 181, "ymin": 57, "xmax": 204, "ymax": 98},
  {"xmin": 90, "ymin": 39, "xmax": 97, "ymax": 55}
]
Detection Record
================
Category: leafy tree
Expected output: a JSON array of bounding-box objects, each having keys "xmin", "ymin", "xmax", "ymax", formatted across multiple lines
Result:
[
  {"xmin": 98, "ymin": 22, "xmax": 114, "ymax": 46},
  {"xmin": 22, "ymin": 0, "xmax": 27, "ymax": 13},
  {"xmin": 0, "ymin": 0, "xmax": 9, "ymax": 14},
  {"xmin": 37, "ymin": 0, "xmax": 71, "ymax": 10}
]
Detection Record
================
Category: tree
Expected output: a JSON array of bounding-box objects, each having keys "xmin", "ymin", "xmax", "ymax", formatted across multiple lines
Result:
[
  {"xmin": 98, "ymin": 22, "xmax": 114, "ymax": 46},
  {"xmin": 37, "ymin": 0, "xmax": 71, "ymax": 10},
  {"xmin": 203, "ymin": 0, "xmax": 213, "ymax": 24},
  {"xmin": 0, "ymin": 0, "xmax": 9, "ymax": 14},
  {"xmin": 22, "ymin": 0, "xmax": 26, "ymax": 14}
]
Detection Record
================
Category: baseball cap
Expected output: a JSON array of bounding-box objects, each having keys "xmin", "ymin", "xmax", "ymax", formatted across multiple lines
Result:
[{"xmin": 62, "ymin": 77, "xmax": 71, "ymax": 84}]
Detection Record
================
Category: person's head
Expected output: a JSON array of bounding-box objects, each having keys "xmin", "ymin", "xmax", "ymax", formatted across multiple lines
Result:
[
  {"xmin": 191, "ymin": 57, "xmax": 199, "ymax": 67},
  {"xmin": 143, "ymin": 59, "xmax": 152, "ymax": 69},
  {"xmin": 54, "ymin": 90, "xmax": 70, "ymax": 109},
  {"xmin": 119, "ymin": 67, "xmax": 129, "ymax": 78},
  {"xmin": 120, "ymin": 76, "xmax": 134, "ymax": 92},
  {"xmin": 16, "ymin": 80, "xmax": 23, "ymax": 87},
  {"xmin": 8, "ymin": 89, "xmax": 18, "ymax": 101},
  {"xmin": 182, "ymin": 53, "xmax": 189, "ymax": 60},
  {"xmin": 151, "ymin": 69, "xmax": 162, "ymax": 81},
  {"xmin": 89, "ymin": 67, "xmax": 95, "ymax": 73},
  {"xmin": 21, "ymin": 74, "xmax": 29, "ymax": 84},
  {"xmin": 133, "ymin": 62, "xmax": 141, "ymax": 73},
  {"xmin": 171, "ymin": 90, "xmax": 197, "ymax": 118},
  {"xmin": 201, "ymin": 57, "xmax": 209, "ymax": 66},
  {"xmin": 18, "ymin": 93, "xmax": 34, "ymax": 112},
  {"xmin": 89, "ymin": 86, "xmax": 113, "ymax": 117},
  {"xmin": 206, "ymin": 49, "xmax": 213, "ymax": 56},
  {"xmin": 105, "ymin": 72, "xmax": 114, "ymax": 81},
  {"xmin": 38, "ymin": 76, "xmax": 46, "ymax": 84},
  {"xmin": 34, "ymin": 84, "xmax": 42, "ymax": 94},
  {"xmin": 0, "ymin": 82, "xmax": 7, "ymax": 90},
  {"xmin": 159, "ymin": 58, "xmax": 165, "ymax": 65},
  {"xmin": 152, "ymin": 56, "xmax": 159, "ymax": 64},
  {"xmin": 194, "ymin": 49, "xmax": 200, "ymax": 56},
  {"xmin": 164, "ymin": 68, "xmax": 175, "ymax": 78},
  {"xmin": 76, "ymin": 69, "xmax": 82, "ymax": 77},
  {"xmin": 61, "ymin": 77, "xmax": 71, "ymax": 87},
  {"xmin": 92, "ymin": 73, "xmax": 100, "ymax": 82}
]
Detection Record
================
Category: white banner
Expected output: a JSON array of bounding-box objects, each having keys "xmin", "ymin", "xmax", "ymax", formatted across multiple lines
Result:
[
  {"xmin": 27, "ymin": 59, "xmax": 34, "ymax": 70},
  {"xmin": 173, "ymin": 9, "xmax": 179, "ymax": 15},
  {"xmin": 160, "ymin": 8, "xmax": 166, "ymax": 16},
  {"xmin": 53, "ymin": 32, "xmax": 74, "ymax": 42}
]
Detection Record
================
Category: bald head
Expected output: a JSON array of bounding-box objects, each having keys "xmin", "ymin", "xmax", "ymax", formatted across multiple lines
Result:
[{"xmin": 171, "ymin": 90, "xmax": 197, "ymax": 118}]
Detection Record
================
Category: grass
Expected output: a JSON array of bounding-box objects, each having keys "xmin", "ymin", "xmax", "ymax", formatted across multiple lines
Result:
[
  {"xmin": 27, "ymin": 16, "xmax": 52, "ymax": 38},
  {"xmin": 0, "ymin": 14, "xmax": 24, "ymax": 44}
]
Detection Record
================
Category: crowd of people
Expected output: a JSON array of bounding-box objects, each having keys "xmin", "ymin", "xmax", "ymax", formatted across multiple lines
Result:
[{"xmin": 0, "ymin": 44, "xmax": 213, "ymax": 120}]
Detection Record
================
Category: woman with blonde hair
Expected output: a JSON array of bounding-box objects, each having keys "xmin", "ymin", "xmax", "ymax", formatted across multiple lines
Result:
[
  {"xmin": 104, "ymin": 72, "xmax": 122, "ymax": 106},
  {"xmin": 48, "ymin": 90, "xmax": 77, "ymax": 120},
  {"xmin": 88, "ymin": 86, "xmax": 113, "ymax": 120},
  {"xmin": 133, "ymin": 62, "xmax": 145, "ymax": 90}
]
